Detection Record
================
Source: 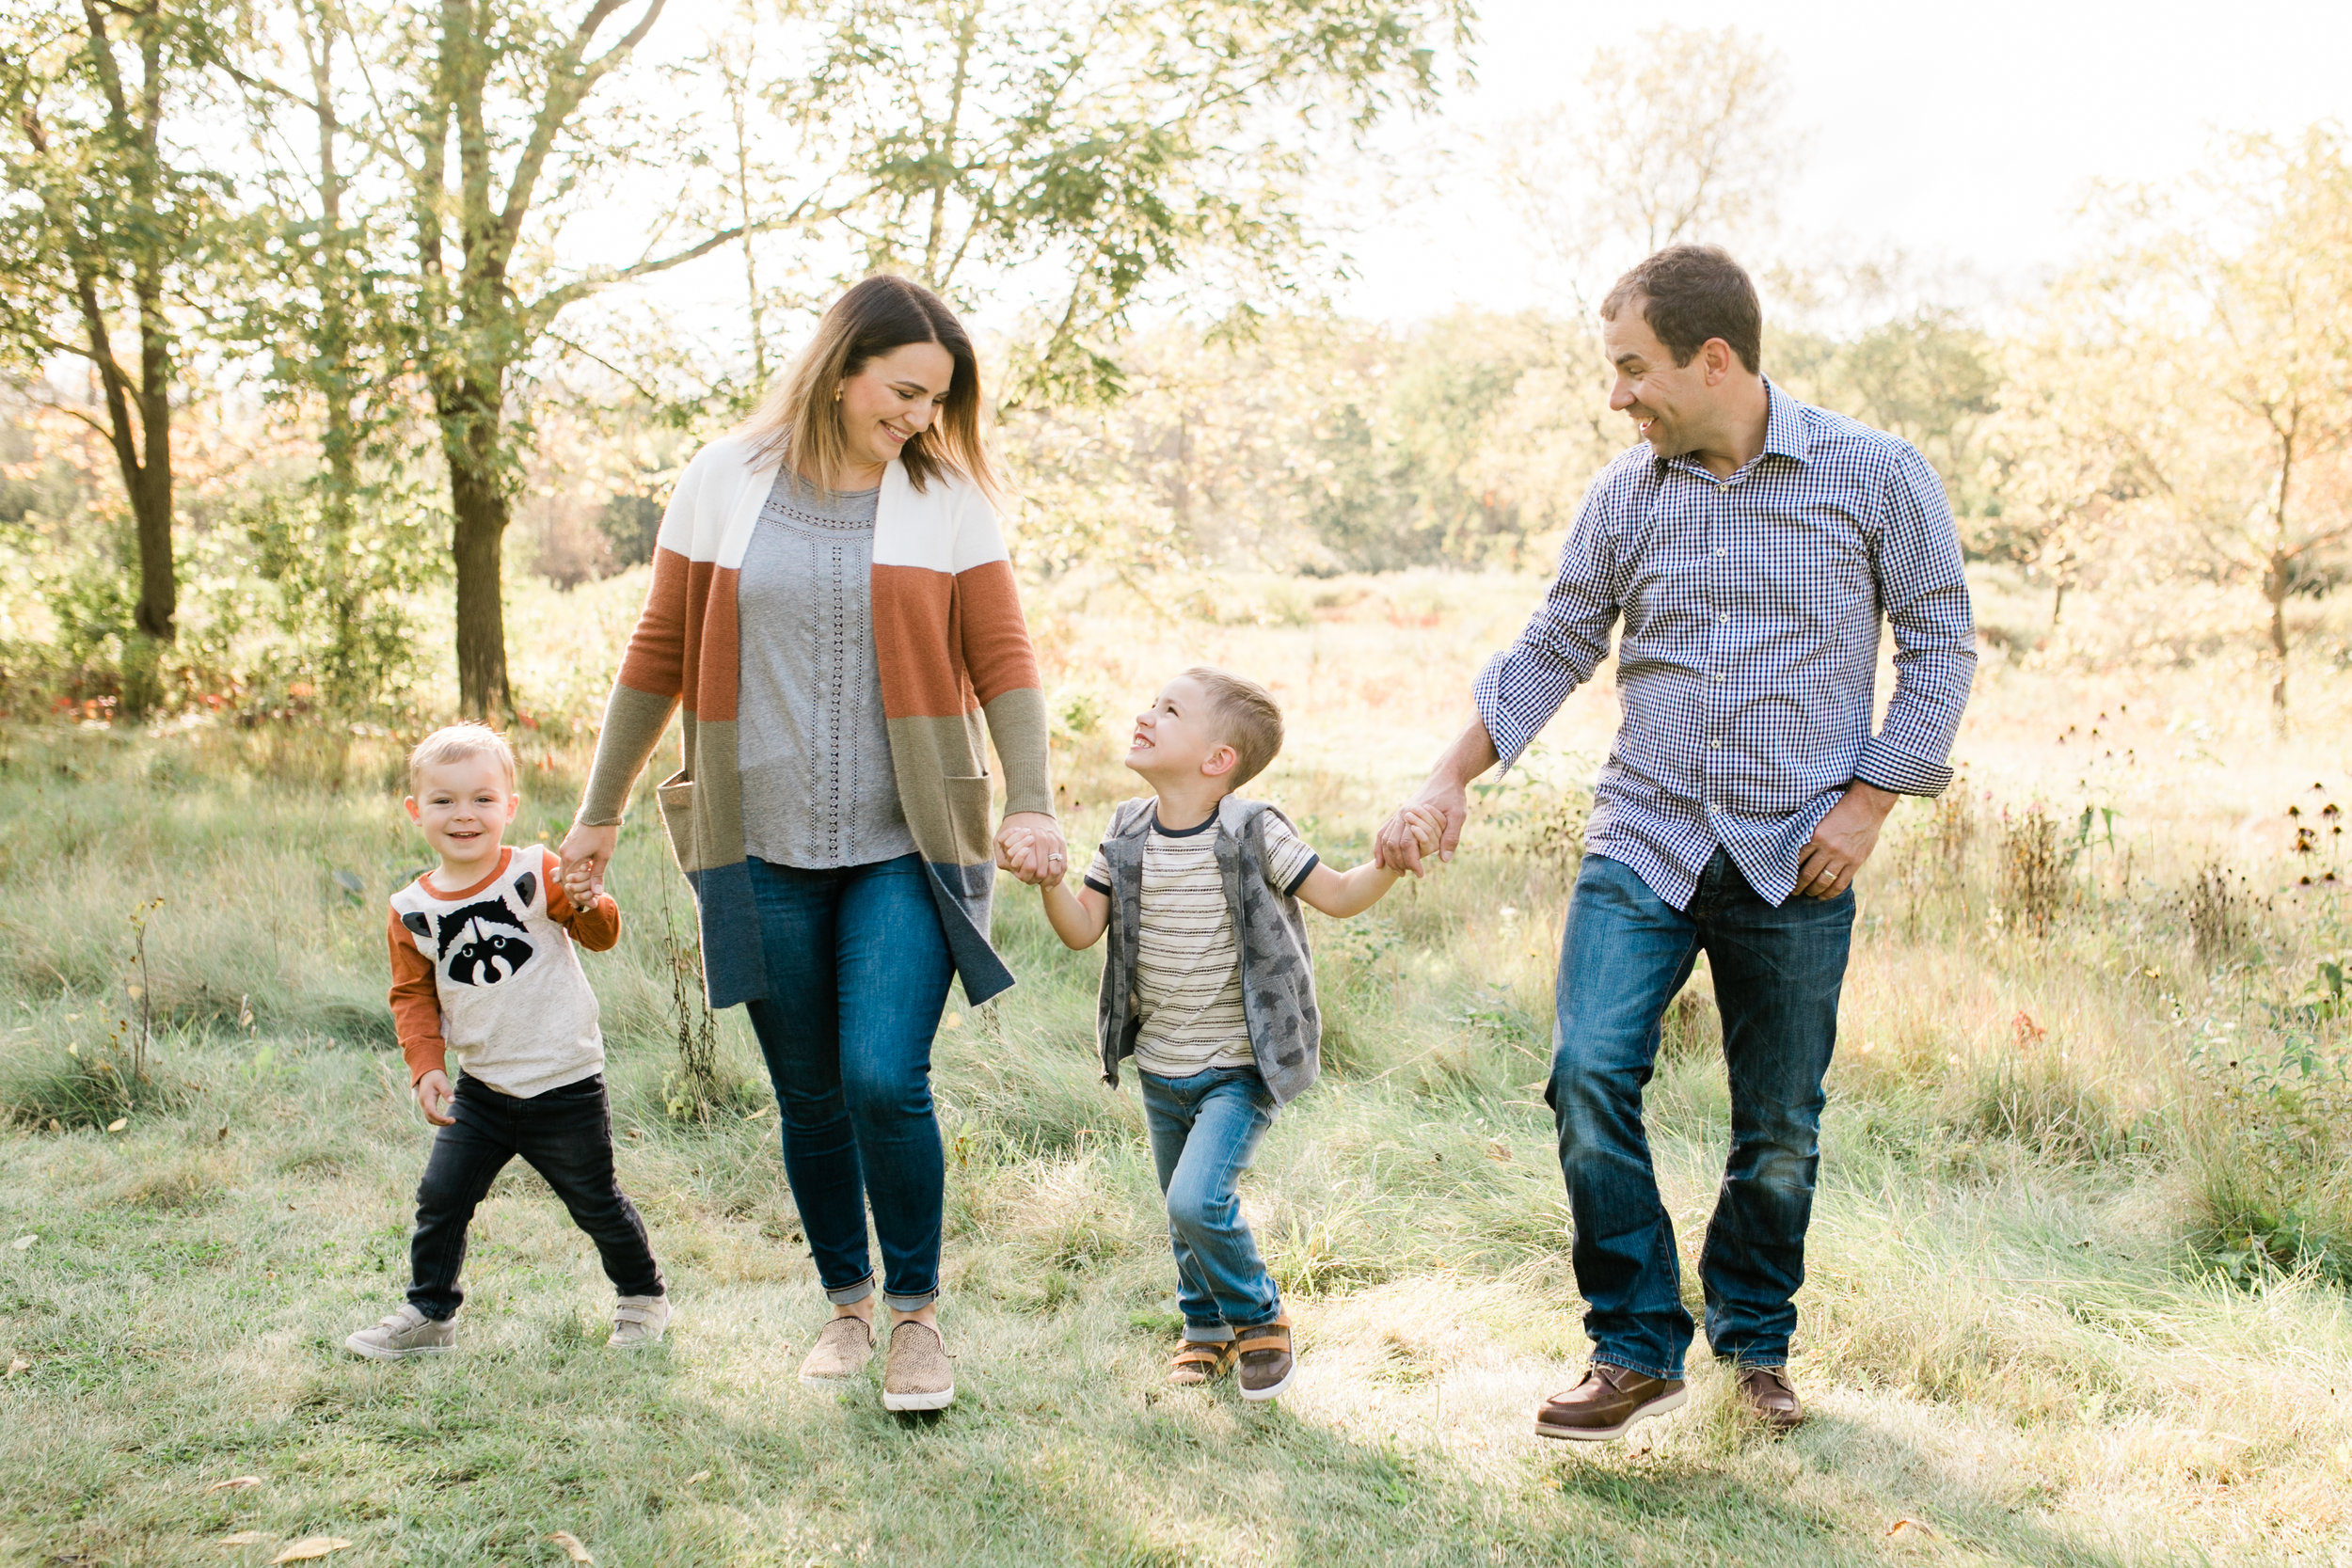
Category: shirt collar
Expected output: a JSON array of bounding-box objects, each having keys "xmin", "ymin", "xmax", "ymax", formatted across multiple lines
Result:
[
  {"xmin": 1759, "ymin": 376, "xmax": 1811, "ymax": 467},
  {"xmin": 1655, "ymin": 375, "xmax": 1811, "ymax": 476}
]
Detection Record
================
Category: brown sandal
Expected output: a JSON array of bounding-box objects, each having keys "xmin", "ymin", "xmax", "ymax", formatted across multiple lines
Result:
[
  {"xmin": 1233, "ymin": 1316, "xmax": 1295, "ymax": 1402},
  {"xmin": 1168, "ymin": 1338, "xmax": 1236, "ymax": 1386}
]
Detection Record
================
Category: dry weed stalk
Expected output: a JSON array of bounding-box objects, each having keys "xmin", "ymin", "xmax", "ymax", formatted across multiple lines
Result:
[
  {"xmin": 1998, "ymin": 806, "xmax": 2065, "ymax": 937},
  {"xmin": 2185, "ymin": 863, "xmax": 2251, "ymax": 963},
  {"xmin": 656, "ymin": 870, "xmax": 722, "ymax": 1122}
]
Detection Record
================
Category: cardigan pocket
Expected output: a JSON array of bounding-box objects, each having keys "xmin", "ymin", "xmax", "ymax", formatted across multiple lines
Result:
[
  {"xmin": 941, "ymin": 773, "xmax": 994, "ymax": 866},
  {"xmin": 655, "ymin": 768, "xmax": 699, "ymax": 871}
]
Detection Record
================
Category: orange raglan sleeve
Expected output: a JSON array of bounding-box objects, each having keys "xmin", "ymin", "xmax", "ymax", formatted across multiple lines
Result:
[
  {"xmin": 545, "ymin": 847, "xmax": 622, "ymax": 952},
  {"xmin": 387, "ymin": 904, "xmax": 447, "ymax": 1085}
]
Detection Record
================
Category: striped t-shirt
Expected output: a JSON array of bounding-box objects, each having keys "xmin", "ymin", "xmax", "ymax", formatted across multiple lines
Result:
[{"xmin": 1085, "ymin": 808, "xmax": 1319, "ymax": 1078}]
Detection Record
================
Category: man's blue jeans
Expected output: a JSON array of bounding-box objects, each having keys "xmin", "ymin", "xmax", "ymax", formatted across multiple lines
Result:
[
  {"xmin": 1549, "ymin": 848, "xmax": 1854, "ymax": 1379},
  {"xmin": 1138, "ymin": 1067, "xmax": 1283, "ymax": 1338},
  {"xmin": 742, "ymin": 854, "xmax": 954, "ymax": 1313}
]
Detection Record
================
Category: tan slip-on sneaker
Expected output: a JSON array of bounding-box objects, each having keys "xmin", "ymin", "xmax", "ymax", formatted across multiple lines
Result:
[
  {"xmin": 345, "ymin": 1303, "xmax": 456, "ymax": 1361},
  {"xmin": 882, "ymin": 1320, "xmax": 954, "ymax": 1412},
  {"xmin": 799, "ymin": 1315, "xmax": 876, "ymax": 1384},
  {"xmin": 609, "ymin": 1294, "xmax": 671, "ymax": 1348},
  {"xmin": 1534, "ymin": 1363, "xmax": 1687, "ymax": 1441},
  {"xmin": 1234, "ymin": 1317, "xmax": 1295, "ymax": 1402},
  {"xmin": 1167, "ymin": 1338, "xmax": 1236, "ymax": 1387}
]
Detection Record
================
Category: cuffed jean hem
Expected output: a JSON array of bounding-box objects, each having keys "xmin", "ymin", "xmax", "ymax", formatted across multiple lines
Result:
[
  {"xmin": 1713, "ymin": 1349, "xmax": 1788, "ymax": 1370},
  {"xmin": 882, "ymin": 1288, "xmax": 939, "ymax": 1313},
  {"xmin": 1592, "ymin": 1352, "xmax": 1684, "ymax": 1382},
  {"xmin": 825, "ymin": 1275, "xmax": 876, "ymax": 1307},
  {"xmin": 1184, "ymin": 1322, "xmax": 1233, "ymax": 1343}
]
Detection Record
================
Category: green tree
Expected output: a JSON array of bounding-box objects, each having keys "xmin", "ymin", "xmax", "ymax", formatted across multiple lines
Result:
[
  {"xmin": 0, "ymin": 0, "xmax": 236, "ymax": 688},
  {"xmin": 230, "ymin": 0, "xmax": 437, "ymax": 709},
  {"xmin": 1499, "ymin": 24, "xmax": 1793, "ymax": 294},
  {"xmin": 782, "ymin": 0, "xmax": 1470, "ymax": 404},
  {"xmin": 2029, "ymin": 126, "xmax": 2352, "ymax": 721},
  {"xmin": 390, "ymin": 0, "xmax": 791, "ymax": 717}
]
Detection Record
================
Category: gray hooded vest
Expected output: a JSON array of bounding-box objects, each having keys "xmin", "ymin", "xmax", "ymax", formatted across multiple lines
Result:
[{"xmin": 1093, "ymin": 795, "xmax": 1322, "ymax": 1106}]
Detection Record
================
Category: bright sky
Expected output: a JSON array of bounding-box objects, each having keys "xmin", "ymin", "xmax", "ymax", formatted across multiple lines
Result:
[{"xmin": 1336, "ymin": 0, "xmax": 2352, "ymax": 322}]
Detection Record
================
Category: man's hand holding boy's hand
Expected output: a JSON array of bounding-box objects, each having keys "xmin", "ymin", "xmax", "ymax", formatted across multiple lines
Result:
[
  {"xmin": 1399, "ymin": 806, "xmax": 1444, "ymax": 863},
  {"xmin": 414, "ymin": 1069, "xmax": 455, "ymax": 1127}
]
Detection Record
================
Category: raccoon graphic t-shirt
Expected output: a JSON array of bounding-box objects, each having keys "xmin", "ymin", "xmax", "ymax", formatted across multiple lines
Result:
[{"xmin": 386, "ymin": 846, "xmax": 620, "ymax": 1097}]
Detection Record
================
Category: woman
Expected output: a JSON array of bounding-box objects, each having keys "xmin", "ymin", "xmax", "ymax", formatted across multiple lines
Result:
[{"xmin": 559, "ymin": 276, "xmax": 1066, "ymax": 1411}]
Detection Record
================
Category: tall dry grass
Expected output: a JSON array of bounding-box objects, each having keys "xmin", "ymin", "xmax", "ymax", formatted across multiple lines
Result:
[{"xmin": 4, "ymin": 563, "xmax": 2352, "ymax": 1562}]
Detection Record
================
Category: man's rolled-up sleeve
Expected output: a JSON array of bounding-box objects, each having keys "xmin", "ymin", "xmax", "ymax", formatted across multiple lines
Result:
[
  {"xmin": 1853, "ymin": 445, "xmax": 1976, "ymax": 796},
  {"xmin": 1472, "ymin": 474, "xmax": 1629, "ymax": 770}
]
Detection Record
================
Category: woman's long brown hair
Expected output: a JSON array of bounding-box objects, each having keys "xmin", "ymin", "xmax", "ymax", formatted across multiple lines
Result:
[{"xmin": 739, "ymin": 275, "xmax": 998, "ymax": 497}]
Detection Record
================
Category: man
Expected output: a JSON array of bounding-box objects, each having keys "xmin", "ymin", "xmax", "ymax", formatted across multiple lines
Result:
[{"xmin": 1376, "ymin": 245, "xmax": 1974, "ymax": 1439}]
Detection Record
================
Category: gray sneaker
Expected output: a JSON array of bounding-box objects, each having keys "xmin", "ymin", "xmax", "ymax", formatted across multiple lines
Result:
[
  {"xmin": 609, "ymin": 1294, "xmax": 671, "ymax": 1348},
  {"xmin": 345, "ymin": 1303, "xmax": 455, "ymax": 1360},
  {"xmin": 881, "ymin": 1320, "xmax": 954, "ymax": 1412},
  {"xmin": 798, "ymin": 1315, "xmax": 876, "ymax": 1384}
]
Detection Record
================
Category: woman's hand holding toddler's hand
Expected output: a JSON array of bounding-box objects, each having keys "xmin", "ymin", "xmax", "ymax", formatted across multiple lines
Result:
[{"xmin": 557, "ymin": 821, "xmax": 617, "ymax": 902}]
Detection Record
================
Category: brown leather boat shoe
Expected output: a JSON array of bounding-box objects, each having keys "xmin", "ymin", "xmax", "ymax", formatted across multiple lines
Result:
[
  {"xmin": 1733, "ymin": 1364, "xmax": 1804, "ymax": 1431},
  {"xmin": 1534, "ymin": 1363, "xmax": 1688, "ymax": 1442}
]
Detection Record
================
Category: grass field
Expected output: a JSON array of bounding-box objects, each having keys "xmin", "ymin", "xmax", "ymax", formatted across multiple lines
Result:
[{"xmin": 6, "ymin": 564, "xmax": 2352, "ymax": 1565}]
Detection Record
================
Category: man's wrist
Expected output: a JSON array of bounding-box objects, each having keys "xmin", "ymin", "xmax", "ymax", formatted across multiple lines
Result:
[{"xmin": 1844, "ymin": 780, "xmax": 1900, "ymax": 816}]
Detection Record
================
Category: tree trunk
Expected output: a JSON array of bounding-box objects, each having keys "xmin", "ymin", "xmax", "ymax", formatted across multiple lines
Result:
[
  {"xmin": 307, "ymin": 20, "xmax": 363, "ymax": 703},
  {"xmin": 130, "ymin": 273, "xmax": 175, "ymax": 644},
  {"xmin": 2266, "ymin": 553, "xmax": 2290, "ymax": 730},
  {"xmin": 448, "ymin": 446, "xmax": 512, "ymax": 720}
]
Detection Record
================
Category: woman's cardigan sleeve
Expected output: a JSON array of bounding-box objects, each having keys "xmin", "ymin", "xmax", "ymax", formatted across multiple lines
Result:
[
  {"xmin": 576, "ymin": 488, "xmax": 696, "ymax": 828},
  {"xmin": 955, "ymin": 495, "xmax": 1055, "ymax": 821}
]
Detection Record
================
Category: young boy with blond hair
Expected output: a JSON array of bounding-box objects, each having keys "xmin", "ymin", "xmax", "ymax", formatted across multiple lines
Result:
[
  {"xmin": 344, "ymin": 721, "xmax": 670, "ymax": 1359},
  {"xmin": 1015, "ymin": 668, "xmax": 1435, "ymax": 1399}
]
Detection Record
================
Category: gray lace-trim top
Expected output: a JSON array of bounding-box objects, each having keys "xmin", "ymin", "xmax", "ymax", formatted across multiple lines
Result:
[{"xmin": 735, "ymin": 467, "xmax": 916, "ymax": 869}]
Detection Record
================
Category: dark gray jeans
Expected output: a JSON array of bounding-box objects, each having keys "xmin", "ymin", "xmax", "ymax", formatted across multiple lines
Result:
[{"xmin": 407, "ymin": 1073, "xmax": 663, "ymax": 1320}]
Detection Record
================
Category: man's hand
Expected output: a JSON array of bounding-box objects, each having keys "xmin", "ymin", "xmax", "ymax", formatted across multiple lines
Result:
[
  {"xmin": 995, "ymin": 811, "xmax": 1066, "ymax": 886},
  {"xmin": 558, "ymin": 821, "xmax": 619, "ymax": 901},
  {"xmin": 1375, "ymin": 719, "xmax": 1502, "ymax": 876},
  {"xmin": 414, "ymin": 1069, "xmax": 455, "ymax": 1127},
  {"xmin": 1796, "ymin": 782, "xmax": 1899, "ymax": 899},
  {"xmin": 1377, "ymin": 780, "xmax": 1468, "ymax": 877}
]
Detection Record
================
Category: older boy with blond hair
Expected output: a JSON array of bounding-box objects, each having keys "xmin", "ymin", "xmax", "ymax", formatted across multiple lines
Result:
[
  {"xmin": 1013, "ymin": 668, "xmax": 1434, "ymax": 1399},
  {"xmin": 344, "ymin": 722, "xmax": 669, "ymax": 1359}
]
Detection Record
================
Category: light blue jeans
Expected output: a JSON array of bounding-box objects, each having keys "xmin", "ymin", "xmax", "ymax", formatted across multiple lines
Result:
[{"xmin": 1138, "ymin": 1066, "xmax": 1283, "ymax": 1339}]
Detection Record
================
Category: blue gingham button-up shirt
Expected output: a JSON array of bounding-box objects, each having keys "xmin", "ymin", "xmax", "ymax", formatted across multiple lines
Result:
[{"xmin": 1473, "ymin": 381, "xmax": 1976, "ymax": 911}]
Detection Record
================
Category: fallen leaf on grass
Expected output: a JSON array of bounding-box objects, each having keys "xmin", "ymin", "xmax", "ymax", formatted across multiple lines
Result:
[
  {"xmin": 269, "ymin": 1539, "xmax": 351, "ymax": 1563},
  {"xmin": 12, "ymin": 1234, "xmax": 37, "ymax": 1249},
  {"xmin": 549, "ymin": 1531, "xmax": 593, "ymax": 1562},
  {"xmin": 1887, "ymin": 1517, "xmax": 1935, "ymax": 1538},
  {"xmin": 205, "ymin": 1477, "xmax": 263, "ymax": 1494},
  {"xmin": 7, "ymin": 1358, "xmax": 27, "ymax": 1376},
  {"xmin": 685, "ymin": 1470, "xmax": 710, "ymax": 1485},
  {"xmin": 105, "ymin": 1118, "xmax": 127, "ymax": 1133},
  {"xmin": 217, "ymin": 1532, "xmax": 263, "ymax": 1546}
]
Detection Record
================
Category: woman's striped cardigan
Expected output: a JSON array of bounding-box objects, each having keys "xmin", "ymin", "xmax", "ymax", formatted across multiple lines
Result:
[{"xmin": 576, "ymin": 434, "xmax": 1053, "ymax": 1007}]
